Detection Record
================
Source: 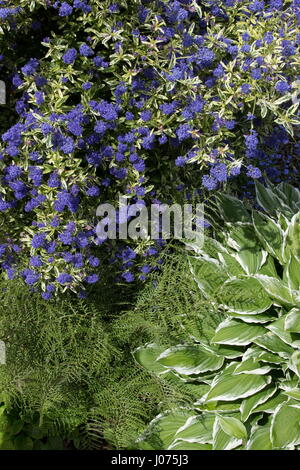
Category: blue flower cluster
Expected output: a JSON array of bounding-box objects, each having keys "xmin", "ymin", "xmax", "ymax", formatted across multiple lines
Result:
[{"xmin": 0, "ymin": 0, "xmax": 299, "ymax": 296}]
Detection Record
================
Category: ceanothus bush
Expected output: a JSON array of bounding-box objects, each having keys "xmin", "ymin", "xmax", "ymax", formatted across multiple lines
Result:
[{"xmin": 0, "ymin": 0, "xmax": 300, "ymax": 297}]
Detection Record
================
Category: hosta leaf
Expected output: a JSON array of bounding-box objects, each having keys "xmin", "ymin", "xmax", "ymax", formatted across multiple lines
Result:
[
  {"xmin": 226, "ymin": 223, "xmax": 258, "ymax": 251},
  {"xmin": 234, "ymin": 249, "xmax": 268, "ymax": 275},
  {"xmin": 258, "ymin": 255, "xmax": 279, "ymax": 277},
  {"xmin": 271, "ymin": 401, "xmax": 300, "ymax": 448},
  {"xmin": 266, "ymin": 315, "xmax": 296, "ymax": 347},
  {"xmin": 213, "ymin": 344, "xmax": 244, "ymax": 359},
  {"xmin": 228, "ymin": 311, "xmax": 276, "ymax": 324},
  {"xmin": 168, "ymin": 440, "xmax": 212, "ymax": 450},
  {"xmin": 157, "ymin": 344, "xmax": 224, "ymax": 375},
  {"xmin": 216, "ymin": 194, "xmax": 251, "ymax": 223},
  {"xmin": 219, "ymin": 277, "xmax": 272, "ymax": 314},
  {"xmin": 254, "ymin": 333, "xmax": 294, "ymax": 357},
  {"xmin": 274, "ymin": 182, "xmax": 300, "ymax": 212},
  {"xmin": 285, "ymin": 308, "xmax": 300, "ymax": 332},
  {"xmin": 252, "ymin": 393, "xmax": 288, "ymax": 414},
  {"xmin": 233, "ymin": 358, "xmax": 273, "ymax": 375},
  {"xmin": 137, "ymin": 408, "xmax": 195, "ymax": 450},
  {"xmin": 288, "ymin": 351, "xmax": 300, "ymax": 378},
  {"xmin": 254, "ymin": 274, "xmax": 297, "ymax": 307},
  {"xmin": 175, "ymin": 414, "xmax": 215, "ymax": 444},
  {"xmin": 282, "ymin": 389, "xmax": 300, "ymax": 401},
  {"xmin": 240, "ymin": 386, "xmax": 277, "ymax": 421},
  {"xmin": 205, "ymin": 373, "xmax": 271, "ymax": 403},
  {"xmin": 255, "ymin": 181, "xmax": 285, "ymax": 217},
  {"xmin": 283, "ymin": 256, "xmax": 300, "ymax": 291},
  {"xmin": 218, "ymin": 416, "xmax": 247, "ymax": 440},
  {"xmin": 283, "ymin": 212, "xmax": 300, "ymax": 262},
  {"xmin": 133, "ymin": 343, "xmax": 166, "ymax": 374},
  {"xmin": 218, "ymin": 252, "xmax": 245, "ymax": 277},
  {"xmin": 189, "ymin": 256, "xmax": 228, "ymax": 298},
  {"xmin": 212, "ymin": 319, "xmax": 266, "ymax": 346},
  {"xmin": 247, "ymin": 424, "xmax": 273, "ymax": 450},
  {"xmin": 252, "ymin": 211, "xmax": 284, "ymax": 263},
  {"xmin": 243, "ymin": 346, "xmax": 284, "ymax": 364},
  {"xmin": 213, "ymin": 419, "xmax": 242, "ymax": 450}
]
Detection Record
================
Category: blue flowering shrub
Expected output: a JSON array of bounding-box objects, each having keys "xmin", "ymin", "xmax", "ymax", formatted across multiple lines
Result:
[{"xmin": 0, "ymin": 0, "xmax": 300, "ymax": 297}]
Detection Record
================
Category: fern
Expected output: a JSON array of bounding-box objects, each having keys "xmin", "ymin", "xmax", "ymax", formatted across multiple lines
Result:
[{"xmin": 0, "ymin": 250, "xmax": 219, "ymax": 449}]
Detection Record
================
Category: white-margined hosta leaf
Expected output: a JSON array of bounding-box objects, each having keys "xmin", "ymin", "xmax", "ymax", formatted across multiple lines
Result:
[
  {"xmin": 283, "ymin": 212, "xmax": 300, "ymax": 262},
  {"xmin": 247, "ymin": 423, "xmax": 273, "ymax": 450},
  {"xmin": 242, "ymin": 346, "xmax": 284, "ymax": 364},
  {"xmin": 240, "ymin": 386, "xmax": 277, "ymax": 421},
  {"xmin": 205, "ymin": 372, "xmax": 271, "ymax": 403},
  {"xmin": 285, "ymin": 308, "xmax": 300, "ymax": 333},
  {"xmin": 157, "ymin": 344, "xmax": 224, "ymax": 375},
  {"xmin": 227, "ymin": 311, "xmax": 277, "ymax": 324},
  {"xmin": 254, "ymin": 332, "xmax": 294, "ymax": 357},
  {"xmin": 212, "ymin": 418, "xmax": 242, "ymax": 450},
  {"xmin": 174, "ymin": 414, "xmax": 215, "ymax": 444},
  {"xmin": 212, "ymin": 319, "xmax": 266, "ymax": 346},
  {"xmin": 254, "ymin": 274, "xmax": 298, "ymax": 308},
  {"xmin": 189, "ymin": 256, "xmax": 228, "ymax": 298},
  {"xmin": 252, "ymin": 210, "xmax": 284, "ymax": 264},
  {"xmin": 219, "ymin": 277, "xmax": 272, "ymax": 314},
  {"xmin": 270, "ymin": 401, "xmax": 300, "ymax": 448},
  {"xmin": 266, "ymin": 315, "xmax": 299, "ymax": 347},
  {"xmin": 283, "ymin": 255, "xmax": 300, "ymax": 291},
  {"xmin": 217, "ymin": 416, "xmax": 247, "ymax": 441},
  {"xmin": 233, "ymin": 248, "xmax": 268, "ymax": 275},
  {"xmin": 233, "ymin": 358, "xmax": 273, "ymax": 375}
]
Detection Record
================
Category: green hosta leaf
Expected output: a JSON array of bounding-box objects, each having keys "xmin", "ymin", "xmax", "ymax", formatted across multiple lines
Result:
[
  {"xmin": 219, "ymin": 277, "xmax": 272, "ymax": 314},
  {"xmin": 228, "ymin": 311, "xmax": 277, "ymax": 324},
  {"xmin": 233, "ymin": 358, "xmax": 273, "ymax": 375},
  {"xmin": 247, "ymin": 424, "xmax": 273, "ymax": 450},
  {"xmin": 216, "ymin": 194, "xmax": 251, "ymax": 223},
  {"xmin": 217, "ymin": 416, "xmax": 247, "ymax": 440},
  {"xmin": 254, "ymin": 333, "xmax": 294, "ymax": 357},
  {"xmin": 189, "ymin": 256, "xmax": 228, "ymax": 298},
  {"xmin": 240, "ymin": 386, "xmax": 277, "ymax": 421},
  {"xmin": 137, "ymin": 408, "xmax": 195, "ymax": 450},
  {"xmin": 205, "ymin": 372, "xmax": 271, "ymax": 403},
  {"xmin": 174, "ymin": 414, "xmax": 215, "ymax": 444},
  {"xmin": 252, "ymin": 211, "xmax": 284, "ymax": 264},
  {"xmin": 258, "ymin": 255, "xmax": 279, "ymax": 277},
  {"xmin": 243, "ymin": 346, "xmax": 284, "ymax": 364},
  {"xmin": 213, "ymin": 344, "xmax": 244, "ymax": 359},
  {"xmin": 283, "ymin": 212, "xmax": 300, "ymax": 262},
  {"xmin": 288, "ymin": 351, "xmax": 300, "ymax": 378},
  {"xmin": 255, "ymin": 181, "xmax": 286, "ymax": 217},
  {"xmin": 254, "ymin": 274, "xmax": 297, "ymax": 308},
  {"xmin": 274, "ymin": 182, "xmax": 300, "ymax": 213},
  {"xmin": 184, "ymin": 236, "xmax": 227, "ymax": 258},
  {"xmin": 282, "ymin": 389, "xmax": 300, "ymax": 401},
  {"xmin": 212, "ymin": 419, "xmax": 242, "ymax": 450},
  {"xmin": 168, "ymin": 440, "xmax": 212, "ymax": 450},
  {"xmin": 267, "ymin": 315, "xmax": 297, "ymax": 347},
  {"xmin": 285, "ymin": 308, "xmax": 300, "ymax": 332},
  {"xmin": 212, "ymin": 319, "xmax": 266, "ymax": 346},
  {"xmin": 226, "ymin": 223, "xmax": 258, "ymax": 251},
  {"xmin": 234, "ymin": 249, "xmax": 268, "ymax": 275},
  {"xmin": 252, "ymin": 393, "xmax": 288, "ymax": 414},
  {"xmin": 133, "ymin": 343, "xmax": 166, "ymax": 374},
  {"xmin": 157, "ymin": 345, "xmax": 224, "ymax": 376},
  {"xmin": 218, "ymin": 252, "xmax": 245, "ymax": 277},
  {"xmin": 283, "ymin": 256, "xmax": 300, "ymax": 291},
  {"xmin": 271, "ymin": 401, "xmax": 300, "ymax": 448}
]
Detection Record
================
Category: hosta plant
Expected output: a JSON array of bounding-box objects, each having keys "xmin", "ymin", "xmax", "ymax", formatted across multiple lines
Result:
[{"xmin": 134, "ymin": 181, "xmax": 300, "ymax": 450}]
